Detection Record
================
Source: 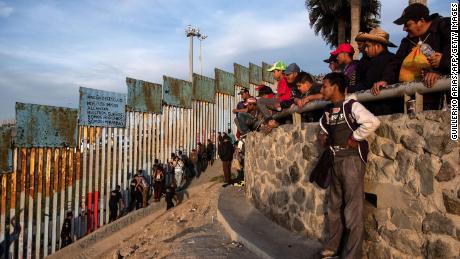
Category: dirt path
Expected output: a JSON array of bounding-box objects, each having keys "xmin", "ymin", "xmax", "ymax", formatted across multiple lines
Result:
[{"xmin": 95, "ymin": 161, "xmax": 257, "ymax": 259}]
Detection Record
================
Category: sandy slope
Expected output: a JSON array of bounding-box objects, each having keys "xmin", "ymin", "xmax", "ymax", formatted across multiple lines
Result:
[{"xmin": 99, "ymin": 161, "xmax": 257, "ymax": 259}]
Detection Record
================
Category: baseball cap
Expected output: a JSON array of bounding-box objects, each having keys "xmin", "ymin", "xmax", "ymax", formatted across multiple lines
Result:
[
  {"xmin": 244, "ymin": 97, "xmax": 257, "ymax": 105},
  {"xmin": 267, "ymin": 61, "xmax": 286, "ymax": 72},
  {"xmin": 257, "ymin": 86, "xmax": 274, "ymax": 97},
  {"xmin": 238, "ymin": 87, "xmax": 249, "ymax": 95},
  {"xmin": 255, "ymin": 84, "xmax": 265, "ymax": 91},
  {"xmin": 330, "ymin": 43, "xmax": 355, "ymax": 55},
  {"xmin": 393, "ymin": 3, "xmax": 434, "ymax": 25},
  {"xmin": 285, "ymin": 63, "xmax": 300, "ymax": 75}
]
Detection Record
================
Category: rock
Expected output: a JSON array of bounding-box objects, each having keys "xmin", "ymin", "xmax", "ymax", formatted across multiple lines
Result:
[
  {"xmin": 381, "ymin": 142, "xmax": 397, "ymax": 160},
  {"xmin": 390, "ymin": 208, "xmax": 421, "ymax": 231},
  {"xmin": 422, "ymin": 212, "xmax": 455, "ymax": 236},
  {"xmin": 289, "ymin": 162, "xmax": 300, "ymax": 184},
  {"xmin": 415, "ymin": 154, "xmax": 438, "ymax": 196},
  {"xmin": 443, "ymin": 191, "xmax": 460, "ymax": 216},
  {"xmin": 292, "ymin": 131, "xmax": 301, "ymax": 143},
  {"xmin": 370, "ymin": 136, "xmax": 384, "ymax": 157},
  {"xmin": 292, "ymin": 217, "xmax": 305, "ymax": 232},
  {"xmin": 381, "ymin": 228, "xmax": 422, "ymax": 256},
  {"xmin": 276, "ymin": 160, "xmax": 282, "ymax": 169},
  {"xmin": 389, "ymin": 113, "xmax": 404, "ymax": 121},
  {"xmin": 375, "ymin": 122, "xmax": 401, "ymax": 143},
  {"xmin": 424, "ymin": 134, "xmax": 456, "ymax": 157},
  {"xmin": 381, "ymin": 159, "xmax": 396, "ymax": 180},
  {"xmin": 364, "ymin": 214, "xmax": 379, "ymax": 242},
  {"xmin": 395, "ymin": 150, "xmax": 416, "ymax": 182},
  {"xmin": 302, "ymin": 144, "xmax": 319, "ymax": 161},
  {"xmin": 293, "ymin": 187, "xmax": 305, "ymax": 205},
  {"xmin": 435, "ymin": 160, "xmax": 457, "ymax": 182},
  {"xmin": 269, "ymin": 191, "xmax": 289, "ymax": 208},
  {"xmin": 401, "ymin": 134, "xmax": 424, "ymax": 154},
  {"xmin": 289, "ymin": 204, "xmax": 298, "ymax": 214},
  {"xmin": 407, "ymin": 122, "xmax": 424, "ymax": 136},
  {"xmin": 424, "ymin": 239, "xmax": 455, "ymax": 259},
  {"xmin": 305, "ymin": 191, "xmax": 316, "ymax": 211},
  {"xmin": 425, "ymin": 110, "xmax": 449, "ymax": 124},
  {"xmin": 270, "ymin": 211, "xmax": 291, "ymax": 230},
  {"xmin": 408, "ymin": 199, "xmax": 425, "ymax": 217},
  {"xmin": 365, "ymin": 241, "xmax": 392, "ymax": 259},
  {"xmin": 372, "ymin": 208, "xmax": 390, "ymax": 229}
]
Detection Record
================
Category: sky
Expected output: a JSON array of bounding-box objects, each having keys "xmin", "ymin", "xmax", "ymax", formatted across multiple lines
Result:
[{"xmin": 0, "ymin": 0, "xmax": 451, "ymax": 120}]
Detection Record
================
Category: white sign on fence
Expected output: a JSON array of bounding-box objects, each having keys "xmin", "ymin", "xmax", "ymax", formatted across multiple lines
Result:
[{"xmin": 79, "ymin": 87, "xmax": 126, "ymax": 127}]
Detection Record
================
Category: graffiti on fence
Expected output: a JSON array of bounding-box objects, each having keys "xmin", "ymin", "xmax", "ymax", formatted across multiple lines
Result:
[
  {"xmin": 79, "ymin": 87, "xmax": 126, "ymax": 127},
  {"xmin": 126, "ymin": 77, "xmax": 162, "ymax": 114},
  {"xmin": 15, "ymin": 103, "xmax": 78, "ymax": 147}
]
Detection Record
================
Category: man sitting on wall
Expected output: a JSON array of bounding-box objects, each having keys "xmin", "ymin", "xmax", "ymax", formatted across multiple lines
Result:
[{"xmin": 234, "ymin": 97, "xmax": 263, "ymax": 136}]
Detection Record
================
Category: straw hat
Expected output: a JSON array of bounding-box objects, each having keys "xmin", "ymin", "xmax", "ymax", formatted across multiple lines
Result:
[{"xmin": 355, "ymin": 27, "xmax": 397, "ymax": 47}]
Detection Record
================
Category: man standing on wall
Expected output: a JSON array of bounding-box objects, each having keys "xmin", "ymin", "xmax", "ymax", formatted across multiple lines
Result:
[{"xmin": 318, "ymin": 72, "xmax": 380, "ymax": 259}]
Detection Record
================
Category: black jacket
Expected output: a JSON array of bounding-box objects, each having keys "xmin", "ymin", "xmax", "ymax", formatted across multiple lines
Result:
[
  {"xmin": 350, "ymin": 50, "xmax": 397, "ymax": 92},
  {"xmin": 218, "ymin": 139, "xmax": 234, "ymax": 161},
  {"xmin": 382, "ymin": 15, "xmax": 451, "ymax": 83}
]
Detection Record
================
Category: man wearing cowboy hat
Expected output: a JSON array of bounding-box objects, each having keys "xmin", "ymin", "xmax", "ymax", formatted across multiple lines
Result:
[
  {"xmin": 353, "ymin": 28, "xmax": 403, "ymax": 115},
  {"xmin": 351, "ymin": 27, "xmax": 397, "ymax": 93},
  {"xmin": 373, "ymin": 3, "xmax": 451, "ymax": 93}
]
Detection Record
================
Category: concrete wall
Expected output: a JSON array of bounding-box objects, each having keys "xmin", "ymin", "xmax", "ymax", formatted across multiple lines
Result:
[{"xmin": 244, "ymin": 110, "xmax": 460, "ymax": 258}]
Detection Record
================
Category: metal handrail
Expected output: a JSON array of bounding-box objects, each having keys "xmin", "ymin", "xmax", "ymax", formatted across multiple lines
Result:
[{"xmin": 272, "ymin": 77, "xmax": 451, "ymax": 120}]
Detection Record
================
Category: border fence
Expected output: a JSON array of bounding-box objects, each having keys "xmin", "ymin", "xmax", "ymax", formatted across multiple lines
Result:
[{"xmin": 0, "ymin": 62, "xmax": 274, "ymax": 259}]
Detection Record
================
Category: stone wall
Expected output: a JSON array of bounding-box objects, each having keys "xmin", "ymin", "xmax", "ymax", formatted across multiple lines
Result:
[{"xmin": 244, "ymin": 110, "xmax": 460, "ymax": 258}]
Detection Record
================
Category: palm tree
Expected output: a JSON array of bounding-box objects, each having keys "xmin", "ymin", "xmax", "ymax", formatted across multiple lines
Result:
[
  {"xmin": 305, "ymin": 0, "xmax": 381, "ymax": 47},
  {"xmin": 350, "ymin": 0, "xmax": 361, "ymax": 59}
]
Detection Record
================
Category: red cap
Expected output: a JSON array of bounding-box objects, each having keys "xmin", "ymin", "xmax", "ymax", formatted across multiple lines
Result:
[
  {"xmin": 330, "ymin": 43, "xmax": 355, "ymax": 55},
  {"xmin": 255, "ymin": 84, "xmax": 265, "ymax": 91}
]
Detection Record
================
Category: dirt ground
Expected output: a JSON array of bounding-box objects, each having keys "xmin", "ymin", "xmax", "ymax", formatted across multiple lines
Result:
[{"xmin": 99, "ymin": 161, "xmax": 257, "ymax": 259}]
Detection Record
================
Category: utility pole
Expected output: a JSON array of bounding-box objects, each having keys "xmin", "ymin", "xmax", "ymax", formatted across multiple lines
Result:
[{"xmin": 185, "ymin": 25, "xmax": 203, "ymax": 82}]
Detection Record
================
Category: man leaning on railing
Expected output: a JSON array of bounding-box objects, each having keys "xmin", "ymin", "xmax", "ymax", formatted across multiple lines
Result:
[{"xmin": 372, "ymin": 3, "xmax": 451, "ymax": 110}]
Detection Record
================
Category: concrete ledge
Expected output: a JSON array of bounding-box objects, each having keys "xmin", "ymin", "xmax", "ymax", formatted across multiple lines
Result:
[
  {"xmin": 217, "ymin": 186, "xmax": 322, "ymax": 259},
  {"xmin": 47, "ymin": 201, "xmax": 163, "ymax": 258}
]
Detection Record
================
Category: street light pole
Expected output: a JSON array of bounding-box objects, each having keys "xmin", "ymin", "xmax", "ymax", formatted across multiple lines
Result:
[
  {"xmin": 185, "ymin": 25, "xmax": 203, "ymax": 82},
  {"xmin": 189, "ymin": 35, "xmax": 194, "ymax": 82}
]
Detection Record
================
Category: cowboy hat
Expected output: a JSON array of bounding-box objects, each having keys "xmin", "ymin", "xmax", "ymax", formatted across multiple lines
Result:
[{"xmin": 355, "ymin": 27, "xmax": 397, "ymax": 48}]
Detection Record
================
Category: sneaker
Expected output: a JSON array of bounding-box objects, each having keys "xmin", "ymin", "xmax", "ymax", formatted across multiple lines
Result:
[{"xmin": 233, "ymin": 180, "xmax": 245, "ymax": 187}]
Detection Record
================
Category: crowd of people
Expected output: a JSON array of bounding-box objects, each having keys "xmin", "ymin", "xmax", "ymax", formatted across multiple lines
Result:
[
  {"xmin": 234, "ymin": 3, "xmax": 451, "ymax": 139},
  {"xmin": 11, "ymin": 3, "xmax": 450, "ymax": 258},
  {"xmin": 230, "ymin": 4, "xmax": 451, "ymax": 259}
]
